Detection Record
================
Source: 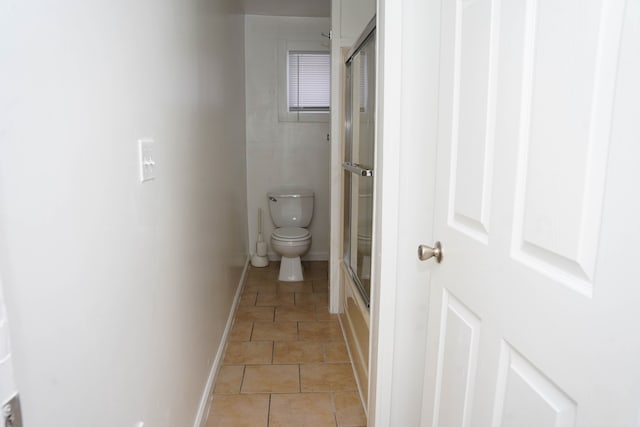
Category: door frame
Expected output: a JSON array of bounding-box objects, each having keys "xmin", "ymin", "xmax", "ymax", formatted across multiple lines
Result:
[
  {"xmin": 368, "ymin": 0, "xmax": 442, "ymax": 425},
  {"xmin": 0, "ymin": 273, "xmax": 18, "ymax": 414}
]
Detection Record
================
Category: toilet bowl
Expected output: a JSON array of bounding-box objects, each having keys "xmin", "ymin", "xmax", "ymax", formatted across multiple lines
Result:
[
  {"xmin": 271, "ymin": 227, "xmax": 312, "ymax": 281},
  {"xmin": 267, "ymin": 190, "xmax": 314, "ymax": 282}
]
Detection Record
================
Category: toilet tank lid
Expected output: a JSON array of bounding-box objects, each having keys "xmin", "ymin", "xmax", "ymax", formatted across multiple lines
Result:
[{"xmin": 267, "ymin": 190, "xmax": 314, "ymax": 198}]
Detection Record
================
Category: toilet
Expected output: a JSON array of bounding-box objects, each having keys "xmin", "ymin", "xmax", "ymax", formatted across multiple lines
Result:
[{"xmin": 267, "ymin": 190, "xmax": 314, "ymax": 281}]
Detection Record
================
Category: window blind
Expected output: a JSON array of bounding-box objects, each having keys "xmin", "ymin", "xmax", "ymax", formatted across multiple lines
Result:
[{"xmin": 288, "ymin": 51, "xmax": 330, "ymax": 112}]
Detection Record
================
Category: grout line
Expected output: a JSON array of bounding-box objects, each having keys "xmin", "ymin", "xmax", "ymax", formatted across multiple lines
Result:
[
  {"xmin": 239, "ymin": 365, "xmax": 246, "ymax": 394},
  {"xmin": 266, "ymin": 393, "xmax": 272, "ymax": 427},
  {"xmin": 330, "ymin": 392, "xmax": 339, "ymax": 427}
]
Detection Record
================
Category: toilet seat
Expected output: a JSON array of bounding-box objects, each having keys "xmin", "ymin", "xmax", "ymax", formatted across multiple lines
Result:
[{"xmin": 272, "ymin": 227, "xmax": 311, "ymax": 242}]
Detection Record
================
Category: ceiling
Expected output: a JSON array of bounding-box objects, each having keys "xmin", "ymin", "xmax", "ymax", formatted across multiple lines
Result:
[{"xmin": 240, "ymin": 0, "xmax": 330, "ymax": 17}]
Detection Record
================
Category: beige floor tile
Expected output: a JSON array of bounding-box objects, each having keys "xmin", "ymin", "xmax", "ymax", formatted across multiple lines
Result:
[
  {"xmin": 275, "ymin": 306, "xmax": 316, "ymax": 322},
  {"xmin": 235, "ymin": 306, "xmax": 275, "ymax": 322},
  {"xmin": 246, "ymin": 269, "xmax": 280, "ymax": 284},
  {"xmin": 303, "ymin": 262, "xmax": 329, "ymax": 279},
  {"xmin": 269, "ymin": 393, "xmax": 336, "ymax": 427},
  {"xmin": 312, "ymin": 280, "xmax": 330, "ymax": 293},
  {"xmin": 278, "ymin": 281, "xmax": 314, "ymax": 293},
  {"xmin": 228, "ymin": 322, "xmax": 253, "ymax": 342},
  {"xmin": 243, "ymin": 280, "xmax": 277, "ymax": 294},
  {"xmin": 206, "ymin": 261, "xmax": 368, "ymax": 427},
  {"xmin": 334, "ymin": 392, "xmax": 367, "ymax": 427},
  {"xmin": 273, "ymin": 341, "xmax": 324, "ymax": 364},
  {"xmin": 304, "ymin": 271, "xmax": 328, "ymax": 281},
  {"xmin": 300, "ymin": 364, "xmax": 358, "ymax": 392},
  {"xmin": 238, "ymin": 293, "xmax": 257, "ymax": 307},
  {"xmin": 299, "ymin": 321, "xmax": 343, "ymax": 342},
  {"xmin": 252, "ymin": 321, "xmax": 298, "ymax": 341},
  {"xmin": 223, "ymin": 341, "xmax": 272, "ymax": 365},
  {"xmin": 324, "ymin": 342, "xmax": 350, "ymax": 363},
  {"xmin": 295, "ymin": 292, "xmax": 329, "ymax": 306},
  {"xmin": 249, "ymin": 264, "xmax": 280, "ymax": 276},
  {"xmin": 207, "ymin": 394, "xmax": 269, "ymax": 427},
  {"xmin": 242, "ymin": 364, "xmax": 300, "ymax": 393},
  {"xmin": 214, "ymin": 365, "xmax": 244, "ymax": 394},
  {"xmin": 310, "ymin": 270, "xmax": 329, "ymax": 280},
  {"xmin": 256, "ymin": 292, "xmax": 295, "ymax": 306},
  {"xmin": 315, "ymin": 305, "xmax": 338, "ymax": 321}
]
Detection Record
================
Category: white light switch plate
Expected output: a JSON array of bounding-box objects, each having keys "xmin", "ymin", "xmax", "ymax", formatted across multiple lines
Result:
[{"xmin": 138, "ymin": 139, "xmax": 155, "ymax": 182}]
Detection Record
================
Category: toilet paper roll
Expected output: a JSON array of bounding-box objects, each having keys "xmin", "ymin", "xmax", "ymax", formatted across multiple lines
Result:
[{"xmin": 256, "ymin": 241, "xmax": 268, "ymax": 257}]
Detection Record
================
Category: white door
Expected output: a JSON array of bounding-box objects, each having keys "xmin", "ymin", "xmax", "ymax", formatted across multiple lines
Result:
[
  {"xmin": 0, "ymin": 277, "xmax": 18, "ymax": 419},
  {"xmin": 420, "ymin": 0, "xmax": 640, "ymax": 426}
]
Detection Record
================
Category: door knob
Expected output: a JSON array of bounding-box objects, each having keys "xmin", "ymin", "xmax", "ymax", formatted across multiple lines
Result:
[{"xmin": 418, "ymin": 241, "xmax": 443, "ymax": 263}]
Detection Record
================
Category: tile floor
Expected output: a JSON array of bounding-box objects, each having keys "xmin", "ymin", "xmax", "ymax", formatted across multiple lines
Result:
[{"xmin": 205, "ymin": 261, "xmax": 367, "ymax": 427}]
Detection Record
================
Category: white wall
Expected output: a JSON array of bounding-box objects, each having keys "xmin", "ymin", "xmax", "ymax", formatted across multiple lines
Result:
[
  {"xmin": 0, "ymin": 1, "xmax": 247, "ymax": 426},
  {"xmin": 245, "ymin": 15, "xmax": 331, "ymax": 261},
  {"xmin": 336, "ymin": 0, "xmax": 377, "ymax": 42}
]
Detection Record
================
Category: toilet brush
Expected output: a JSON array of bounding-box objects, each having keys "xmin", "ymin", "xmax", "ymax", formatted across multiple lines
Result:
[
  {"xmin": 256, "ymin": 208, "xmax": 268, "ymax": 256},
  {"xmin": 251, "ymin": 208, "xmax": 269, "ymax": 267}
]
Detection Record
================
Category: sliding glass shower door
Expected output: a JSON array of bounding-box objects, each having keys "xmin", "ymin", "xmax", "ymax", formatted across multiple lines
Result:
[{"xmin": 343, "ymin": 20, "xmax": 375, "ymax": 307}]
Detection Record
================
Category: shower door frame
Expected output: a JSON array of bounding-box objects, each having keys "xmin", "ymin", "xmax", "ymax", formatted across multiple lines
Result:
[{"xmin": 342, "ymin": 17, "xmax": 377, "ymax": 308}]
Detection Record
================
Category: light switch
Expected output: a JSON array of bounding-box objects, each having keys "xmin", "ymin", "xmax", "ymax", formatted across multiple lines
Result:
[{"xmin": 138, "ymin": 139, "xmax": 155, "ymax": 182}]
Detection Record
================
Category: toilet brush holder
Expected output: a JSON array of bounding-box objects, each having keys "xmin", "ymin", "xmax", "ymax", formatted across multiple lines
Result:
[
  {"xmin": 251, "ymin": 254, "xmax": 269, "ymax": 267},
  {"xmin": 256, "ymin": 241, "xmax": 268, "ymax": 257},
  {"xmin": 252, "ymin": 240, "xmax": 269, "ymax": 267},
  {"xmin": 251, "ymin": 208, "xmax": 269, "ymax": 267}
]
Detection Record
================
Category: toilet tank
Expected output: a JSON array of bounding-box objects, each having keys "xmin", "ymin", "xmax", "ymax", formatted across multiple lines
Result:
[{"xmin": 267, "ymin": 190, "xmax": 314, "ymax": 228}]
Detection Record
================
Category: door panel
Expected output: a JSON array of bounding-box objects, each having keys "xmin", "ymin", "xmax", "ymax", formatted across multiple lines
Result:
[
  {"xmin": 432, "ymin": 291, "xmax": 481, "ymax": 427},
  {"xmin": 493, "ymin": 343, "xmax": 577, "ymax": 427},
  {"xmin": 449, "ymin": 0, "xmax": 498, "ymax": 244},
  {"xmin": 511, "ymin": 0, "xmax": 621, "ymax": 296},
  {"xmin": 420, "ymin": 0, "xmax": 638, "ymax": 426}
]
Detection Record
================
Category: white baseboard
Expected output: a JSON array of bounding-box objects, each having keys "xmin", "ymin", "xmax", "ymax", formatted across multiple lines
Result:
[
  {"xmin": 193, "ymin": 256, "xmax": 250, "ymax": 427},
  {"xmin": 303, "ymin": 252, "xmax": 330, "ymax": 261}
]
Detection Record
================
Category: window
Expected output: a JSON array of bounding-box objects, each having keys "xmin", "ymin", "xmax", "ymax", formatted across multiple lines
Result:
[
  {"xmin": 287, "ymin": 51, "xmax": 330, "ymax": 113},
  {"xmin": 278, "ymin": 40, "xmax": 330, "ymax": 123}
]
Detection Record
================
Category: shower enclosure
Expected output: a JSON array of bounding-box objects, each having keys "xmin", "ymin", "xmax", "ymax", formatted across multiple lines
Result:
[
  {"xmin": 343, "ymin": 18, "xmax": 375, "ymax": 308},
  {"xmin": 339, "ymin": 16, "xmax": 376, "ymax": 407}
]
